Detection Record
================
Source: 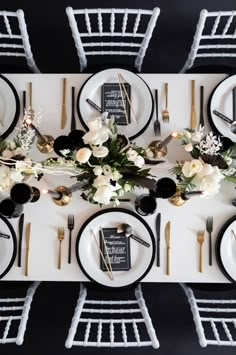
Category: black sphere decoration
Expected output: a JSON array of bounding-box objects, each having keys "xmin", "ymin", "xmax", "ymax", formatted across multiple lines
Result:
[
  {"xmin": 68, "ymin": 130, "xmax": 85, "ymax": 149},
  {"xmin": 53, "ymin": 135, "xmax": 75, "ymax": 157}
]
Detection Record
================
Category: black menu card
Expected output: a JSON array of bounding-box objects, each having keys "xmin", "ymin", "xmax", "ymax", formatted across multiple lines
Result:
[
  {"xmin": 99, "ymin": 228, "xmax": 131, "ymax": 271},
  {"xmin": 101, "ymin": 83, "xmax": 131, "ymax": 125}
]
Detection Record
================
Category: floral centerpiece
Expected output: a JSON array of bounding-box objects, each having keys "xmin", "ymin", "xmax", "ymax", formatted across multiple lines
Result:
[
  {"xmin": 44, "ymin": 114, "xmax": 155, "ymax": 206},
  {"xmin": 170, "ymin": 126, "xmax": 236, "ymax": 198}
]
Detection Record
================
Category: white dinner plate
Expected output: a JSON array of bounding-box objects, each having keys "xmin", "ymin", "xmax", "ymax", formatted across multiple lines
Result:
[
  {"xmin": 209, "ymin": 75, "xmax": 236, "ymax": 142},
  {"xmin": 0, "ymin": 74, "xmax": 20, "ymax": 139},
  {"xmin": 220, "ymin": 219, "xmax": 236, "ymax": 281},
  {"xmin": 77, "ymin": 68, "xmax": 154, "ymax": 140},
  {"xmin": 76, "ymin": 208, "xmax": 155, "ymax": 288},
  {"xmin": 0, "ymin": 214, "xmax": 17, "ymax": 279}
]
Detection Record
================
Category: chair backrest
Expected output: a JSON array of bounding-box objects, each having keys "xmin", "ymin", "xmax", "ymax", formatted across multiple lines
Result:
[
  {"xmin": 66, "ymin": 7, "xmax": 160, "ymax": 72},
  {"xmin": 0, "ymin": 281, "xmax": 40, "ymax": 345},
  {"xmin": 181, "ymin": 283, "xmax": 236, "ymax": 347},
  {"xmin": 180, "ymin": 9, "xmax": 236, "ymax": 73},
  {"xmin": 0, "ymin": 9, "xmax": 40, "ymax": 73},
  {"xmin": 65, "ymin": 283, "xmax": 159, "ymax": 348}
]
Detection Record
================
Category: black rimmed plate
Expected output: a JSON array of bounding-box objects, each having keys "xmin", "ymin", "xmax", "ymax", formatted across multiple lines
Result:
[
  {"xmin": 76, "ymin": 208, "xmax": 155, "ymax": 288},
  {"xmin": 77, "ymin": 68, "xmax": 154, "ymax": 140},
  {"xmin": 0, "ymin": 214, "xmax": 17, "ymax": 279},
  {"xmin": 215, "ymin": 215, "xmax": 236, "ymax": 283},
  {"xmin": 208, "ymin": 74, "xmax": 236, "ymax": 142},
  {"xmin": 0, "ymin": 74, "xmax": 20, "ymax": 139}
]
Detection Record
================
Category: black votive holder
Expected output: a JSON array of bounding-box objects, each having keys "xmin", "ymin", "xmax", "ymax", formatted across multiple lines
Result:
[
  {"xmin": 135, "ymin": 194, "xmax": 157, "ymax": 216},
  {"xmin": 10, "ymin": 183, "xmax": 40, "ymax": 204},
  {"xmin": 0, "ymin": 198, "xmax": 23, "ymax": 218},
  {"xmin": 150, "ymin": 177, "xmax": 177, "ymax": 199}
]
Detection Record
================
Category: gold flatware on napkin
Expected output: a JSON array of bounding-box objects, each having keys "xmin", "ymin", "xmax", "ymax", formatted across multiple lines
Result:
[
  {"xmin": 165, "ymin": 221, "xmax": 171, "ymax": 275},
  {"xmin": 25, "ymin": 223, "xmax": 31, "ymax": 276},
  {"xmin": 191, "ymin": 80, "xmax": 196, "ymax": 129},
  {"xmin": 197, "ymin": 230, "xmax": 204, "ymax": 273},
  {"xmin": 61, "ymin": 78, "xmax": 67, "ymax": 129},
  {"xmin": 117, "ymin": 73, "xmax": 137, "ymax": 123}
]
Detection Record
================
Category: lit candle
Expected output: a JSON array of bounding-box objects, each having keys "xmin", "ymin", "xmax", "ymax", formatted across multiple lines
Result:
[
  {"xmin": 158, "ymin": 132, "xmax": 177, "ymax": 149},
  {"xmin": 25, "ymin": 117, "xmax": 45, "ymax": 142},
  {"xmin": 42, "ymin": 189, "xmax": 62, "ymax": 199},
  {"xmin": 182, "ymin": 191, "xmax": 203, "ymax": 200}
]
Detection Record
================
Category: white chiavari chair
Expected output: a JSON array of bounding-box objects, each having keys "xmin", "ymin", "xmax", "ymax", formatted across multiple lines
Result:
[
  {"xmin": 0, "ymin": 281, "xmax": 40, "ymax": 345},
  {"xmin": 66, "ymin": 7, "xmax": 160, "ymax": 72},
  {"xmin": 180, "ymin": 9, "xmax": 236, "ymax": 73},
  {"xmin": 0, "ymin": 9, "xmax": 40, "ymax": 73},
  {"xmin": 65, "ymin": 283, "xmax": 159, "ymax": 349},
  {"xmin": 181, "ymin": 283, "xmax": 236, "ymax": 347}
]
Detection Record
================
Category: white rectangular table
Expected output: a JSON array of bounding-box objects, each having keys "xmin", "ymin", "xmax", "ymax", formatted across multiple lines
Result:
[{"xmin": 1, "ymin": 73, "xmax": 234, "ymax": 283}]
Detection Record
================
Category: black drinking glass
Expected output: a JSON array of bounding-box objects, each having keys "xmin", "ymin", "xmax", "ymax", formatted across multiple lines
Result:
[
  {"xmin": 0, "ymin": 198, "xmax": 23, "ymax": 218},
  {"xmin": 135, "ymin": 194, "xmax": 157, "ymax": 216},
  {"xmin": 151, "ymin": 177, "xmax": 177, "ymax": 199},
  {"xmin": 53, "ymin": 135, "xmax": 74, "ymax": 157},
  {"xmin": 10, "ymin": 183, "xmax": 40, "ymax": 204}
]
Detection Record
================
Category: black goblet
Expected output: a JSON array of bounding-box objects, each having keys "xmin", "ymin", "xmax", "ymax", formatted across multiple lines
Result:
[
  {"xmin": 135, "ymin": 194, "xmax": 157, "ymax": 216},
  {"xmin": 68, "ymin": 130, "xmax": 85, "ymax": 149},
  {"xmin": 53, "ymin": 135, "xmax": 75, "ymax": 157},
  {"xmin": 151, "ymin": 177, "xmax": 177, "ymax": 199},
  {"xmin": 10, "ymin": 183, "xmax": 40, "ymax": 204},
  {"xmin": 0, "ymin": 198, "xmax": 23, "ymax": 218}
]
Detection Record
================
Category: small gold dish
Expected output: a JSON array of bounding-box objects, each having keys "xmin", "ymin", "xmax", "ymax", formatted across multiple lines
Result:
[
  {"xmin": 52, "ymin": 186, "xmax": 72, "ymax": 206},
  {"xmin": 148, "ymin": 140, "xmax": 167, "ymax": 158}
]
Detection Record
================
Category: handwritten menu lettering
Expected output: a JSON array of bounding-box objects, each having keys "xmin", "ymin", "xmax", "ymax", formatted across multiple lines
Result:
[
  {"xmin": 99, "ymin": 228, "xmax": 131, "ymax": 271},
  {"xmin": 101, "ymin": 83, "xmax": 131, "ymax": 125}
]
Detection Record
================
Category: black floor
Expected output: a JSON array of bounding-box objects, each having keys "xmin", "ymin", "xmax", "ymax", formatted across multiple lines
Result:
[{"xmin": 2, "ymin": 0, "xmax": 236, "ymax": 354}]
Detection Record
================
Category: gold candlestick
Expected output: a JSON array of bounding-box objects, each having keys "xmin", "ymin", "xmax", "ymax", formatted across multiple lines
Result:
[
  {"xmin": 168, "ymin": 189, "xmax": 187, "ymax": 206},
  {"xmin": 36, "ymin": 135, "xmax": 54, "ymax": 154},
  {"xmin": 148, "ymin": 140, "xmax": 168, "ymax": 158},
  {"xmin": 52, "ymin": 186, "xmax": 72, "ymax": 206}
]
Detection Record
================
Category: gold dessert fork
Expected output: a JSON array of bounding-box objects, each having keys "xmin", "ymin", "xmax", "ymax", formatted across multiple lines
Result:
[
  {"xmin": 57, "ymin": 227, "xmax": 64, "ymax": 270},
  {"xmin": 197, "ymin": 230, "xmax": 205, "ymax": 273},
  {"xmin": 162, "ymin": 82, "xmax": 169, "ymax": 122}
]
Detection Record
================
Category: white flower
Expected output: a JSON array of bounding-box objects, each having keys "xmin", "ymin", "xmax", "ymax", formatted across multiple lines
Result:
[
  {"xmin": 124, "ymin": 183, "xmax": 131, "ymax": 192},
  {"xmin": 2, "ymin": 149, "xmax": 13, "ymax": 159},
  {"xmin": 134, "ymin": 155, "xmax": 145, "ymax": 168},
  {"xmin": 184, "ymin": 143, "xmax": 193, "ymax": 152},
  {"xmin": 145, "ymin": 148, "xmax": 154, "ymax": 158},
  {"xmin": 103, "ymin": 165, "xmax": 112, "ymax": 175},
  {"xmin": 198, "ymin": 177, "xmax": 221, "ymax": 198},
  {"xmin": 126, "ymin": 149, "xmax": 138, "ymax": 161},
  {"xmin": 192, "ymin": 130, "xmax": 203, "ymax": 142},
  {"xmin": 76, "ymin": 148, "xmax": 92, "ymax": 163},
  {"xmin": 184, "ymin": 130, "xmax": 192, "ymax": 139},
  {"xmin": 0, "ymin": 165, "xmax": 11, "ymax": 191},
  {"xmin": 118, "ymin": 188, "xmax": 124, "ymax": 196},
  {"xmin": 9, "ymin": 170, "xmax": 24, "ymax": 183},
  {"xmin": 93, "ymin": 175, "xmax": 110, "ymax": 188},
  {"xmin": 182, "ymin": 159, "xmax": 203, "ymax": 178},
  {"xmin": 83, "ymin": 127, "xmax": 110, "ymax": 145},
  {"xmin": 87, "ymin": 117, "xmax": 102, "ymax": 132},
  {"xmin": 225, "ymin": 157, "xmax": 233, "ymax": 166},
  {"xmin": 93, "ymin": 166, "xmax": 103, "ymax": 176},
  {"xmin": 112, "ymin": 169, "xmax": 122, "ymax": 181},
  {"xmin": 93, "ymin": 186, "xmax": 116, "ymax": 205},
  {"xmin": 92, "ymin": 146, "xmax": 109, "ymax": 158},
  {"xmin": 192, "ymin": 164, "xmax": 224, "ymax": 198}
]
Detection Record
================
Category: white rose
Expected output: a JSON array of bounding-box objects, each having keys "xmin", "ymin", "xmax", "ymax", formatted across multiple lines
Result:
[
  {"xmin": 2, "ymin": 150, "xmax": 13, "ymax": 159},
  {"xmin": 126, "ymin": 149, "xmax": 138, "ymax": 162},
  {"xmin": 9, "ymin": 170, "xmax": 24, "ymax": 183},
  {"xmin": 93, "ymin": 186, "xmax": 116, "ymax": 205},
  {"xmin": 93, "ymin": 175, "xmax": 110, "ymax": 188},
  {"xmin": 184, "ymin": 143, "xmax": 193, "ymax": 152},
  {"xmin": 134, "ymin": 155, "xmax": 145, "ymax": 168},
  {"xmin": 182, "ymin": 162, "xmax": 192, "ymax": 177},
  {"xmin": 76, "ymin": 147, "xmax": 92, "ymax": 163},
  {"xmin": 92, "ymin": 146, "xmax": 109, "ymax": 158},
  {"xmin": 189, "ymin": 159, "xmax": 203, "ymax": 174},
  {"xmin": 93, "ymin": 166, "xmax": 103, "ymax": 176},
  {"xmin": 198, "ymin": 176, "xmax": 221, "ymax": 198},
  {"xmin": 87, "ymin": 117, "xmax": 102, "ymax": 132}
]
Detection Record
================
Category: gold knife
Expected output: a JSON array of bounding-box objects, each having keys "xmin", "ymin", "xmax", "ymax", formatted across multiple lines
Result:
[
  {"xmin": 165, "ymin": 221, "xmax": 171, "ymax": 276},
  {"xmin": 61, "ymin": 78, "xmax": 67, "ymax": 129},
  {"xmin": 191, "ymin": 80, "xmax": 196, "ymax": 129},
  {"xmin": 25, "ymin": 223, "xmax": 31, "ymax": 277},
  {"xmin": 29, "ymin": 82, "xmax": 32, "ymax": 108}
]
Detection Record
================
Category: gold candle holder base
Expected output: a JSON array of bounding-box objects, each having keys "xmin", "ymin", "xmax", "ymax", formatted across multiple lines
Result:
[
  {"xmin": 52, "ymin": 186, "xmax": 72, "ymax": 206},
  {"xmin": 36, "ymin": 135, "xmax": 54, "ymax": 154},
  {"xmin": 168, "ymin": 190, "xmax": 186, "ymax": 206},
  {"xmin": 148, "ymin": 140, "xmax": 168, "ymax": 159}
]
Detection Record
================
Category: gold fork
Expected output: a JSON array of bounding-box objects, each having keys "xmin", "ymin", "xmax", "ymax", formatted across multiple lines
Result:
[
  {"xmin": 191, "ymin": 80, "xmax": 196, "ymax": 129},
  {"xmin": 57, "ymin": 227, "xmax": 64, "ymax": 270},
  {"xmin": 162, "ymin": 82, "xmax": 169, "ymax": 122},
  {"xmin": 197, "ymin": 230, "xmax": 205, "ymax": 273}
]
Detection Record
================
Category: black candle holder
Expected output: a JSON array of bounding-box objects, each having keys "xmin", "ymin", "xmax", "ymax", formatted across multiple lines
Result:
[
  {"xmin": 0, "ymin": 198, "xmax": 23, "ymax": 218},
  {"xmin": 10, "ymin": 183, "xmax": 40, "ymax": 204}
]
